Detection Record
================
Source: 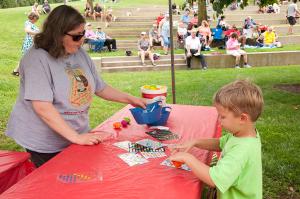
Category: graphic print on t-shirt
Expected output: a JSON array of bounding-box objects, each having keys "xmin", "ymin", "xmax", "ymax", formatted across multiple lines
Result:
[{"xmin": 66, "ymin": 67, "xmax": 92, "ymax": 107}]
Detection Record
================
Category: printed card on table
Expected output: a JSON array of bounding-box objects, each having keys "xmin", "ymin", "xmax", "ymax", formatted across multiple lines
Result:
[
  {"xmin": 113, "ymin": 141, "xmax": 132, "ymax": 151},
  {"xmin": 161, "ymin": 159, "xmax": 191, "ymax": 171},
  {"xmin": 118, "ymin": 153, "xmax": 149, "ymax": 166},
  {"xmin": 135, "ymin": 139, "xmax": 164, "ymax": 150},
  {"xmin": 140, "ymin": 151, "xmax": 167, "ymax": 159}
]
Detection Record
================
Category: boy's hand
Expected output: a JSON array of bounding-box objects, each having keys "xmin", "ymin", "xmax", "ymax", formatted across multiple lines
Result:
[
  {"xmin": 169, "ymin": 151, "xmax": 192, "ymax": 163},
  {"xmin": 168, "ymin": 140, "xmax": 196, "ymax": 154}
]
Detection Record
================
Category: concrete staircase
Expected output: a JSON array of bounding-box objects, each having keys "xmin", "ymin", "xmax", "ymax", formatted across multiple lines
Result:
[
  {"xmin": 95, "ymin": 54, "xmax": 187, "ymax": 72},
  {"xmin": 87, "ymin": 4, "xmax": 300, "ymax": 72},
  {"xmin": 92, "ymin": 51, "xmax": 300, "ymax": 72}
]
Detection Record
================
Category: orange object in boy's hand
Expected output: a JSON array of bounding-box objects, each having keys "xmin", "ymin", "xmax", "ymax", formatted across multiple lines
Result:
[{"xmin": 172, "ymin": 160, "xmax": 183, "ymax": 168}]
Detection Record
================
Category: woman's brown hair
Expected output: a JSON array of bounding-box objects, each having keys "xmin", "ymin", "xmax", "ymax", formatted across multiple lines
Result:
[{"xmin": 34, "ymin": 5, "xmax": 85, "ymax": 58}]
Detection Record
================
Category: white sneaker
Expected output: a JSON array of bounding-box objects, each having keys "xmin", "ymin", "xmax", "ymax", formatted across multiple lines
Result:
[
  {"xmin": 235, "ymin": 66, "xmax": 241, "ymax": 69},
  {"xmin": 244, "ymin": 64, "xmax": 252, "ymax": 68}
]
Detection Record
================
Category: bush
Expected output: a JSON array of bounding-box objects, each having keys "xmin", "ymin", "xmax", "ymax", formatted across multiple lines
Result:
[
  {"xmin": 0, "ymin": 0, "xmax": 64, "ymax": 8},
  {"xmin": 0, "ymin": 0, "xmax": 17, "ymax": 8}
]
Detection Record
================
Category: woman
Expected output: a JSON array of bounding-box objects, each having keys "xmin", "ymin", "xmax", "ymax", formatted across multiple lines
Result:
[
  {"xmin": 6, "ymin": 5, "xmax": 146, "ymax": 168},
  {"xmin": 138, "ymin": 32, "xmax": 156, "ymax": 66},
  {"xmin": 12, "ymin": 12, "xmax": 40, "ymax": 76},
  {"xmin": 226, "ymin": 32, "xmax": 251, "ymax": 69},
  {"xmin": 198, "ymin": 20, "xmax": 212, "ymax": 49},
  {"xmin": 159, "ymin": 14, "xmax": 170, "ymax": 55}
]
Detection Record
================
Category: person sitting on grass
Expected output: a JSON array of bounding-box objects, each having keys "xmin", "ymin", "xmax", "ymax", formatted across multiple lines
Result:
[
  {"xmin": 95, "ymin": 27, "xmax": 117, "ymax": 52},
  {"xmin": 226, "ymin": 32, "xmax": 251, "ymax": 68},
  {"xmin": 185, "ymin": 28, "xmax": 208, "ymax": 70},
  {"xmin": 105, "ymin": 6, "xmax": 116, "ymax": 27},
  {"xmin": 31, "ymin": 2, "xmax": 41, "ymax": 16},
  {"xmin": 84, "ymin": 2, "xmax": 93, "ymax": 18},
  {"xmin": 93, "ymin": 3, "xmax": 104, "ymax": 21},
  {"xmin": 177, "ymin": 21, "xmax": 188, "ymax": 45},
  {"xmin": 263, "ymin": 27, "xmax": 281, "ymax": 47},
  {"xmin": 180, "ymin": 9, "xmax": 191, "ymax": 28},
  {"xmin": 42, "ymin": 0, "xmax": 51, "ymax": 14},
  {"xmin": 138, "ymin": 32, "xmax": 156, "ymax": 66},
  {"xmin": 198, "ymin": 20, "xmax": 213, "ymax": 50},
  {"xmin": 224, "ymin": 25, "xmax": 246, "ymax": 48},
  {"xmin": 169, "ymin": 79, "xmax": 264, "ymax": 199}
]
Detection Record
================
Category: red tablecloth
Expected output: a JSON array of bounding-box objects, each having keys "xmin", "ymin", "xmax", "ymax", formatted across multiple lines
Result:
[
  {"xmin": 0, "ymin": 151, "xmax": 35, "ymax": 194},
  {"xmin": 0, "ymin": 104, "xmax": 220, "ymax": 199}
]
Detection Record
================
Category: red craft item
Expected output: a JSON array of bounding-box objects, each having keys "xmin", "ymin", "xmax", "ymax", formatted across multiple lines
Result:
[
  {"xmin": 172, "ymin": 161, "xmax": 184, "ymax": 168},
  {"xmin": 121, "ymin": 120, "xmax": 128, "ymax": 128},
  {"xmin": 113, "ymin": 122, "xmax": 122, "ymax": 129}
]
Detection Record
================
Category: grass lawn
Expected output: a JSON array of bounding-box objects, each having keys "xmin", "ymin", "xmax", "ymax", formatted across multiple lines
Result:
[{"xmin": 0, "ymin": 1, "xmax": 300, "ymax": 198}]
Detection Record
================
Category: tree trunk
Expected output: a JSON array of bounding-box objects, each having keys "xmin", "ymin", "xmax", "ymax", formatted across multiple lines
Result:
[{"xmin": 198, "ymin": 0, "xmax": 207, "ymax": 26}]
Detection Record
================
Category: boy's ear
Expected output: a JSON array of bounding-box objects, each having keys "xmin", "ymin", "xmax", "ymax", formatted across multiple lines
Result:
[{"xmin": 240, "ymin": 113, "xmax": 250, "ymax": 123}]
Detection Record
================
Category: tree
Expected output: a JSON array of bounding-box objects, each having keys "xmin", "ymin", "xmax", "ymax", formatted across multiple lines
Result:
[
  {"xmin": 256, "ymin": 0, "xmax": 278, "ymax": 8},
  {"xmin": 198, "ymin": 0, "xmax": 207, "ymax": 26},
  {"xmin": 212, "ymin": 0, "xmax": 249, "ymax": 16}
]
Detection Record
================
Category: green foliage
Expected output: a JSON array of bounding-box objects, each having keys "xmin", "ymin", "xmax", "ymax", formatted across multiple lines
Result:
[
  {"xmin": 213, "ymin": 0, "xmax": 249, "ymax": 15},
  {"xmin": 0, "ymin": 0, "xmax": 17, "ymax": 8},
  {"xmin": 0, "ymin": 0, "xmax": 64, "ymax": 8},
  {"xmin": 257, "ymin": 0, "xmax": 278, "ymax": 8}
]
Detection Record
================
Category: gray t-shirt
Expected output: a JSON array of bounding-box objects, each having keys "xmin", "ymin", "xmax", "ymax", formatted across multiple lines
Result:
[
  {"xmin": 6, "ymin": 47, "xmax": 106, "ymax": 153},
  {"xmin": 287, "ymin": 3, "xmax": 298, "ymax": 17}
]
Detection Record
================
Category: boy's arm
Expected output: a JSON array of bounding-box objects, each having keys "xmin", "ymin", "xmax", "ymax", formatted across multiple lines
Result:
[
  {"xmin": 170, "ymin": 138, "xmax": 221, "ymax": 154},
  {"xmin": 194, "ymin": 138, "xmax": 221, "ymax": 151},
  {"xmin": 169, "ymin": 152, "xmax": 215, "ymax": 187}
]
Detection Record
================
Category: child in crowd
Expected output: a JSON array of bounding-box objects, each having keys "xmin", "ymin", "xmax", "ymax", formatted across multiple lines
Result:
[
  {"xmin": 169, "ymin": 79, "xmax": 264, "ymax": 199},
  {"xmin": 226, "ymin": 32, "xmax": 251, "ymax": 68}
]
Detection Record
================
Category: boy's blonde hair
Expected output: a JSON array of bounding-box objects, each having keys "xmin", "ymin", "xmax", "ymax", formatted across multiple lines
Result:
[{"xmin": 213, "ymin": 80, "xmax": 264, "ymax": 122}]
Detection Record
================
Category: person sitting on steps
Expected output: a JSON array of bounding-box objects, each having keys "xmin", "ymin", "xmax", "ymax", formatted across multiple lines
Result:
[
  {"xmin": 185, "ymin": 29, "xmax": 208, "ymax": 70},
  {"xmin": 226, "ymin": 32, "xmax": 251, "ymax": 69},
  {"xmin": 138, "ymin": 32, "xmax": 156, "ymax": 66},
  {"xmin": 95, "ymin": 27, "xmax": 117, "ymax": 52}
]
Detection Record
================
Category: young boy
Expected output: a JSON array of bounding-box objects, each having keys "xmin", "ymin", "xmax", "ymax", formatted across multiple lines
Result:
[{"xmin": 169, "ymin": 80, "xmax": 264, "ymax": 199}]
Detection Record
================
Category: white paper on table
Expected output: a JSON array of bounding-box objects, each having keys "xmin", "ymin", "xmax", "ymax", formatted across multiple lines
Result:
[
  {"xmin": 118, "ymin": 153, "xmax": 149, "ymax": 166},
  {"xmin": 140, "ymin": 151, "xmax": 167, "ymax": 159},
  {"xmin": 113, "ymin": 141, "xmax": 132, "ymax": 151},
  {"xmin": 135, "ymin": 139, "xmax": 164, "ymax": 150}
]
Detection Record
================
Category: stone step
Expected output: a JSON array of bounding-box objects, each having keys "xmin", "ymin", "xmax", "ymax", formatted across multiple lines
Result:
[
  {"xmin": 195, "ymin": 51, "xmax": 300, "ymax": 68},
  {"xmin": 92, "ymin": 51, "xmax": 300, "ymax": 72},
  {"xmin": 101, "ymin": 63, "xmax": 187, "ymax": 73},
  {"xmin": 101, "ymin": 59, "xmax": 186, "ymax": 67},
  {"xmin": 99, "ymin": 54, "xmax": 185, "ymax": 62},
  {"xmin": 210, "ymin": 19, "xmax": 288, "ymax": 27},
  {"xmin": 224, "ymin": 13, "xmax": 288, "ymax": 20}
]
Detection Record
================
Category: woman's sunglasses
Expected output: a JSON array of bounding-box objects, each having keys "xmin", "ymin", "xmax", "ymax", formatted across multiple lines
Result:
[{"xmin": 65, "ymin": 30, "xmax": 86, "ymax": 42}]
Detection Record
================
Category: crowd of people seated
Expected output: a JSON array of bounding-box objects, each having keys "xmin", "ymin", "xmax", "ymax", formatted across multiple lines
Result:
[
  {"xmin": 31, "ymin": 1, "xmax": 51, "ymax": 16},
  {"xmin": 84, "ymin": 2, "xmax": 116, "ymax": 26},
  {"xmin": 84, "ymin": 23, "xmax": 117, "ymax": 52}
]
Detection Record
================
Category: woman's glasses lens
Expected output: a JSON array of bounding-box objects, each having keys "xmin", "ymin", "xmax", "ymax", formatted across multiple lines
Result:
[{"xmin": 65, "ymin": 30, "xmax": 86, "ymax": 42}]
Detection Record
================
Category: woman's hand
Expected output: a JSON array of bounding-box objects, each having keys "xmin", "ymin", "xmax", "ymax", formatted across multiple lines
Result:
[
  {"xmin": 72, "ymin": 132, "xmax": 113, "ymax": 145},
  {"xmin": 129, "ymin": 96, "xmax": 147, "ymax": 109}
]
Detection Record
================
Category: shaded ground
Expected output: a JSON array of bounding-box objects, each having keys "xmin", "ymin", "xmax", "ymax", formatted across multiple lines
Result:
[{"xmin": 274, "ymin": 84, "xmax": 300, "ymax": 94}]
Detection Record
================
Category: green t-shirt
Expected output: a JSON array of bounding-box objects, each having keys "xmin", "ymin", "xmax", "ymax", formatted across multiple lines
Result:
[{"xmin": 209, "ymin": 132, "xmax": 262, "ymax": 199}]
